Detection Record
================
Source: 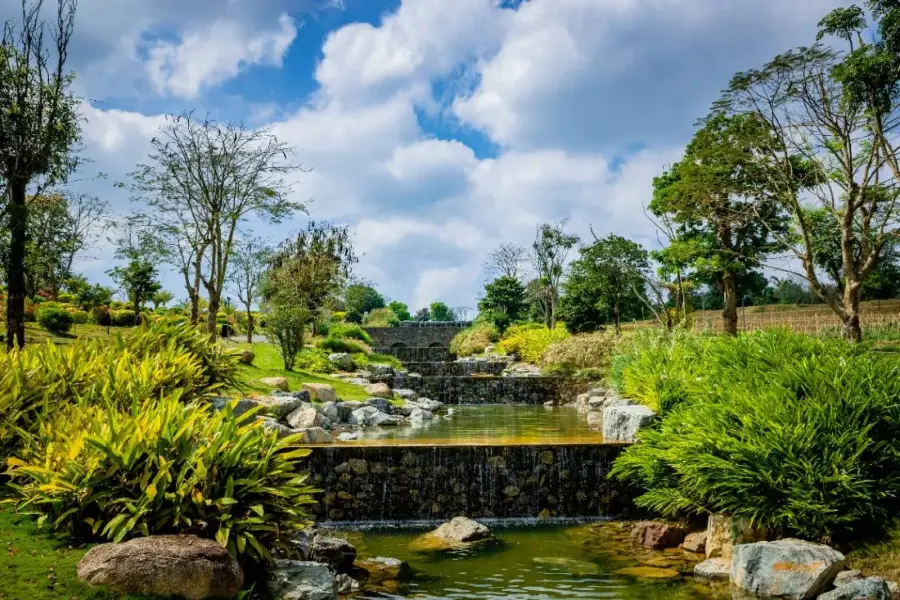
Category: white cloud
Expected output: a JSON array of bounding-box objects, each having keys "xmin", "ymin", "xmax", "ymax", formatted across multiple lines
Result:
[
  {"xmin": 145, "ymin": 14, "xmax": 297, "ymax": 99},
  {"xmin": 412, "ymin": 267, "xmax": 463, "ymax": 310}
]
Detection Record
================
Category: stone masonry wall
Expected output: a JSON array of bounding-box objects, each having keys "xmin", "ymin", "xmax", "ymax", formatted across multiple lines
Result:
[
  {"xmin": 366, "ymin": 324, "xmax": 467, "ymax": 349},
  {"xmin": 402, "ymin": 361, "xmax": 508, "ymax": 377},
  {"xmin": 394, "ymin": 375, "xmax": 587, "ymax": 405},
  {"xmin": 306, "ymin": 444, "xmax": 629, "ymax": 522},
  {"xmin": 374, "ymin": 347, "xmax": 455, "ymax": 363}
]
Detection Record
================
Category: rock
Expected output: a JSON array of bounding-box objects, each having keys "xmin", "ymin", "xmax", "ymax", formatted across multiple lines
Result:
[
  {"xmin": 348, "ymin": 458, "xmax": 368, "ymax": 474},
  {"xmin": 256, "ymin": 395, "xmax": 308, "ymax": 419},
  {"xmin": 888, "ymin": 581, "xmax": 900, "ymax": 599},
  {"xmin": 694, "ymin": 558, "xmax": 730, "ymax": 581},
  {"xmin": 371, "ymin": 412, "xmax": 400, "ymax": 427},
  {"xmin": 328, "ymin": 353, "xmax": 354, "ymax": 371},
  {"xmin": 301, "ymin": 383, "xmax": 338, "ymax": 404},
  {"xmin": 603, "ymin": 397, "xmax": 632, "ymax": 409},
  {"xmin": 260, "ymin": 377, "xmax": 290, "ymax": 392},
  {"xmin": 344, "ymin": 377, "xmax": 370, "ymax": 385},
  {"xmin": 706, "ymin": 514, "xmax": 768, "ymax": 560},
  {"xmin": 630, "ymin": 521, "xmax": 685, "ymax": 550},
  {"xmin": 364, "ymin": 397, "xmax": 394, "ymax": 414},
  {"xmin": 367, "ymin": 363, "xmax": 394, "ymax": 377},
  {"xmin": 76, "ymin": 535, "xmax": 243, "ymax": 600},
  {"xmin": 393, "ymin": 388, "xmax": 418, "ymax": 401},
  {"xmin": 267, "ymin": 560, "xmax": 337, "ymax": 600},
  {"xmin": 350, "ymin": 406, "xmax": 381, "ymax": 426},
  {"xmin": 258, "ymin": 417, "xmax": 298, "ymax": 439},
  {"xmin": 433, "ymin": 517, "xmax": 492, "ymax": 543},
  {"xmin": 602, "ymin": 404, "xmax": 655, "ymax": 443},
  {"xmin": 409, "ymin": 408, "xmax": 433, "ymax": 423},
  {"xmin": 336, "ymin": 432, "xmax": 358, "ymax": 442},
  {"xmin": 414, "ymin": 398, "xmax": 443, "ymax": 413},
  {"xmin": 320, "ymin": 401, "xmax": 341, "ymax": 423},
  {"xmin": 212, "ymin": 397, "xmax": 258, "ymax": 419},
  {"xmin": 365, "ymin": 383, "xmax": 393, "ymax": 399},
  {"xmin": 301, "ymin": 427, "xmax": 333, "ymax": 444},
  {"xmin": 731, "ymin": 538, "xmax": 846, "ymax": 600},
  {"xmin": 614, "ymin": 566, "xmax": 681, "ymax": 579},
  {"xmin": 335, "ymin": 574, "xmax": 359, "ymax": 594},
  {"xmin": 502, "ymin": 362, "xmax": 543, "ymax": 377},
  {"xmin": 310, "ymin": 536, "xmax": 357, "ymax": 573},
  {"xmin": 681, "ymin": 531, "xmax": 706, "ymax": 554},
  {"xmin": 287, "ymin": 404, "xmax": 331, "ymax": 429},
  {"xmin": 820, "ymin": 577, "xmax": 891, "ymax": 600},
  {"xmin": 356, "ymin": 557, "xmax": 412, "ymax": 583},
  {"xmin": 835, "ymin": 571, "xmax": 865, "ymax": 587},
  {"xmin": 239, "ymin": 350, "xmax": 255, "ymax": 365},
  {"xmin": 586, "ymin": 410, "xmax": 603, "ymax": 428},
  {"xmin": 341, "ymin": 400, "xmax": 364, "ymax": 411},
  {"xmin": 587, "ymin": 396, "xmax": 607, "ymax": 409}
]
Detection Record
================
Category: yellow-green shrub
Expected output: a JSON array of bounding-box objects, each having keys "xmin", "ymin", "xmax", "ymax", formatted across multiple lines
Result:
[
  {"xmin": 498, "ymin": 323, "xmax": 569, "ymax": 364},
  {"xmin": 9, "ymin": 396, "xmax": 316, "ymax": 563},
  {"xmin": 364, "ymin": 308, "xmax": 399, "ymax": 327},
  {"xmin": 352, "ymin": 352, "xmax": 403, "ymax": 371},
  {"xmin": 540, "ymin": 331, "xmax": 617, "ymax": 375},
  {"xmin": 315, "ymin": 336, "xmax": 371, "ymax": 354},
  {"xmin": 450, "ymin": 323, "xmax": 499, "ymax": 357}
]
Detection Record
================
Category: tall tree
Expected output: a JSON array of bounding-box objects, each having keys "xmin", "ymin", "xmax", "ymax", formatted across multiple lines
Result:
[
  {"xmin": 109, "ymin": 223, "xmax": 164, "ymax": 317},
  {"xmin": 483, "ymin": 243, "xmax": 530, "ymax": 280},
  {"xmin": 560, "ymin": 234, "xmax": 649, "ymax": 335},
  {"xmin": 712, "ymin": 2, "xmax": 900, "ymax": 341},
  {"xmin": 151, "ymin": 290, "xmax": 174, "ymax": 310},
  {"xmin": 531, "ymin": 222, "xmax": 579, "ymax": 328},
  {"xmin": 429, "ymin": 301, "xmax": 455, "ymax": 322},
  {"xmin": 227, "ymin": 236, "xmax": 271, "ymax": 343},
  {"xmin": 128, "ymin": 112, "xmax": 305, "ymax": 338},
  {"xmin": 651, "ymin": 114, "xmax": 789, "ymax": 335},
  {"xmin": 388, "ymin": 300, "xmax": 411, "ymax": 322},
  {"xmin": 0, "ymin": 0, "xmax": 81, "ymax": 349},
  {"xmin": 478, "ymin": 275, "xmax": 527, "ymax": 332},
  {"xmin": 343, "ymin": 283, "xmax": 385, "ymax": 322}
]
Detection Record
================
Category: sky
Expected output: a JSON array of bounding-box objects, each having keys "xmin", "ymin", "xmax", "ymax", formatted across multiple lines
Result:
[{"xmin": 3, "ymin": 0, "xmax": 845, "ymax": 311}]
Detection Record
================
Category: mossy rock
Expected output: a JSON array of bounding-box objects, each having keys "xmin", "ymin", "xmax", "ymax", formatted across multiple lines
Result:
[{"xmin": 614, "ymin": 566, "xmax": 681, "ymax": 579}]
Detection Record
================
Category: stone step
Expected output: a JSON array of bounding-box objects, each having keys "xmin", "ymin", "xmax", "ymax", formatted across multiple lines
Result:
[
  {"xmin": 374, "ymin": 346, "xmax": 455, "ymax": 363},
  {"xmin": 395, "ymin": 375, "xmax": 580, "ymax": 405},
  {"xmin": 402, "ymin": 361, "xmax": 508, "ymax": 377}
]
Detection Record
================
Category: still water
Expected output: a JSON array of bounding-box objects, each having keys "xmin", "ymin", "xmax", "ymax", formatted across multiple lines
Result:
[
  {"xmin": 329, "ymin": 522, "xmax": 727, "ymax": 599},
  {"xmin": 343, "ymin": 405, "xmax": 615, "ymax": 446}
]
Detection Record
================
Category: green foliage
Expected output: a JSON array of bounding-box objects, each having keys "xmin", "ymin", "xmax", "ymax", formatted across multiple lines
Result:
[
  {"xmin": 327, "ymin": 322, "xmax": 372, "ymax": 344},
  {"xmin": 266, "ymin": 306, "xmax": 310, "ymax": 371},
  {"xmin": 316, "ymin": 336, "xmax": 371, "ymax": 354},
  {"xmin": 429, "ymin": 301, "xmax": 455, "ymax": 322},
  {"xmin": 365, "ymin": 307, "xmax": 400, "ymax": 327},
  {"xmin": 343, "ymin": 284, "xmax": 385, "ymax": 322},
  {"xmin": 610, "ymin": 330, "xmax": 900, "ymax": 541},
  {"xmin": 36, "ymin": 306, "xmax": 73, "ymax": 334},
  {"xmin": 351, "ymin": 352, "xmax": 403, "ymax": 371},
  {"xmin": 450, "ymin": 322, "xmax": 500, "ymax": 357},
  {"xmin": 9, "ymin": 395, "xmax": 316, "ymax": 564},
  {"xmin": 110, "ymin": 309, "xmax": 137, "ymax": 327},
  {"xmin": 540, "ymin": 332, "xmax": 618, "ymax": 376},
  {"xmin": 498, "ymin": 323, "xmax": 570, "ymax": 364},
  {"xmin": 478, "ymin": 276, "xmax": 527, "ymax": 332},
  {"xmin": 293, "ymin": 348, "xmax": 336, "ymax": 374},
  {"xmin": 388, "ymin": 301, "xmax": 411, "ymax": 322},
  {"xmin": 69, "ymin": 309, "xmax": 89, "ymax": 324},
  {"xmin": 108, "ymin": 258, "xmax": 162, "ymax": 313}
]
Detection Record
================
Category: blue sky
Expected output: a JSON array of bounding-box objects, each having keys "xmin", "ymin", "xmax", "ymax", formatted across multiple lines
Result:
[{"xmin": 2, "ymin": 0, "xmax": 844, "ymax": 311}]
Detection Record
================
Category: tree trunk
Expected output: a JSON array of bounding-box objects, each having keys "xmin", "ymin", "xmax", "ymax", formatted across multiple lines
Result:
[
  {"xmin": 842, "ymin": 281, "xmax": 863, "ymax": 343},
  {"xmin": 6, "ymin": 181, "xmax": 28, "ymax": 350},
  {"xmin": 614, "ymin": 304, "xmax": 621, "ymax": 336},
  {"xmin": 189, "ymin": 253, "xmax": 203, "ymax": 325},
  {"xmin": 206, "ymin": 291, "xmax": 220, "ymax": 340},
  {"xmin": 722, "ymin": 271, "xmax": 738, "ymax": 336},
  {"xmin": 246, "ymin": 310, "xmax": 253, "ymax": 344}
]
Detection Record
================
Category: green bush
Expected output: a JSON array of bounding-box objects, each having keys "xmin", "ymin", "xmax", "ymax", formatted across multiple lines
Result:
[
  {"xmin": 69, "ymin": 309, "xmax": 89, "ymax": 324},
  {"xmin": 610, "ymin": 329, "xmax": 895, "ymax": 542},
  {"xmin": 498, "ymin": 323, "xmax": 569, "ymax": 364},
  {"xmin": 294, "ymin": 348, "xmax": 336, "ymax": 374},
  {"xmin": 316, "ymin": 336, "xmax": 371, "ymax": 354},
  {"xmin": 89, "ymin": 305, "xmax": 110, "ymax": 325},
  {"xmin": 110, "ymin": 309, "xmax": 137, "ymax": 327},
  {"xmin": 37, "ymin": 306, "xmax": 74, "ymax": 334},
  {"xmin": 351, "ymin": 352, "xmax": 403, "ymax": 371},
  {"xmin": 450, "ymin": 322, "xmax": 499, "ymax": 357},
  {"xmin": 540, "ymin": 331, "xmax": 617, "ymax": 375},
  {"xmin": 328, "ymin": 322, "xmax": 372, "ymax": 344},
  {"xmin": 9, "ymin": 395, "xmax": 316, "ymax": 563},
  {"xmin": 364, "ymin": 308, "xmax": 399, "ymax": 327}
]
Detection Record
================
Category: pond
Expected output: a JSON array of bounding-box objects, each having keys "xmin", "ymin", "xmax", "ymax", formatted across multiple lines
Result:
[
  {"xmin": 340, "ymin": 405, "xmax": 612, "ymax": 446},
  {"xmin": 328, "ymin": 521, "xmax": 727, "ymax": 600}
]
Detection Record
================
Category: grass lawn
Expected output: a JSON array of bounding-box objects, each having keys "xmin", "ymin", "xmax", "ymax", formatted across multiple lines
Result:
[
  {"xmin": 230, "ymin": 340, "xmax": 369, "ymax": 401},
  {"xmin": 0, "ymin": 322, "xmax": 122, "ymax": 346}
]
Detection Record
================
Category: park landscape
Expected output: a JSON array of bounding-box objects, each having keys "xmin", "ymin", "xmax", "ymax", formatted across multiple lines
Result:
[{"xmin": 2, "ymin": 0, "xmax": 900, "ymax": 599}]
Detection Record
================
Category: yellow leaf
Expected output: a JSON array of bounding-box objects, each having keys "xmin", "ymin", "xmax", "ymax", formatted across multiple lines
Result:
[{"xmin": 146, "ymin": 483, "xmax": 157, "ymax": 501}]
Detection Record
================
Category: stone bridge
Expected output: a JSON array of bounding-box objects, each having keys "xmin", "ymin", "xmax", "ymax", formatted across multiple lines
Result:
[{"xmin": 365, "ymin": 322, "xmax": 470, "ymax": 349}]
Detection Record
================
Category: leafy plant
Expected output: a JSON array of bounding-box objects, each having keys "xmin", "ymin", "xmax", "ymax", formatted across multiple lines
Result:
[
  {"xmin": 267, "ymin": 306, "xmax": 310, "ymax": 371},
  {"xmin": 36, "ymin": 306, "xmax": 73, "ymax": 334},
  {"xmin": 498, "ymin": 323, "xmax": 569, "ymax": 364},
  {"xmin": 327, "ymin": 323, "xmax": 372, "ymax": 344},
  {"xmin": 351, "ymin": 352, "xmax": 403, "ymax": 371},
  {"xmin": 450, "ymin": 323, "xmax": 499, "ymax": 357},
  {"xmin": 540, "ymin": 331, "xmax": 617, "ymax": 375},
  {"xmin": 315, "ymin": 336, "xmax": 371, "ymax": 354},
  {"xmin": 294, "ymin": 348, "xmax": 336, "ymax": 374},
  {"xmin": 364, "ymin": 307, "xmax": 399, "ymax": 327},
  {"xmin": 9, "ymin": 395, "xmax": 316, "ymax": 564}
]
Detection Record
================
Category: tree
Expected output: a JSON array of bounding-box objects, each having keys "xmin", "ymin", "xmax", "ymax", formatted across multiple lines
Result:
[
  {"xmin": 151, "ymin": 290, "xmax": 174, "ymax": 310},
  {"xmin": 0, "ymin": 0, "xmax": 81, "ymax": 349},
  {"xmin": 429, "ymin": 301, "xmax": 454, "ymax": 322},
  {"xmin": 484, "ymin": 243, "xmax": 530, "ymax": 280},
  {"xmin": 452, "ymin": 306, "xmax": 473, "ymax": 321},
  {"xmin": 478, "ymin": 276, "xmax": 527, "ymax": 332},
  {"xmin": 414, "ymin": 307, "xmax": 430, "ymax": 322},
  {"xmin": 388, "ymin": 300, "xmax": 411, "ymax": 322},
  {"xmin": 560, "ymin": 234, "xmax": 649, "ymax": 334},
  {"xmin": 531, "ymin": 222, "xmax": 579, "ymax": 328},
  {"xmin": 712, "ymin": 2, "xmax": 900, "ymax": 341},
  {"xmin": 344, "ymin": 283, "xmax": 385, "ymax": 322},
  {"xmin": 109, "ymin": 259, "xmax": 161, "ymax": 316},
  {"xmin": 651, "ymin": 114, "xmax": 789, "ymax": 335},
  {"xmin": 227, "ymin": 236, "xmax": 271, "ymax": 343},
  {"xmin": 128, "ymin": 112, "xmax": 305, "ymax": 338},
  {"xmin": 76, "ymin": 283, "xmax": 113, "ymax": 310}
]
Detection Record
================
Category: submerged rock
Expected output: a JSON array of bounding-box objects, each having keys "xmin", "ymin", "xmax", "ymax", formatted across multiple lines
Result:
[
  {"xmin": 267, "ymin": 560, "xmax": 337, "ymax": 600},
  {"xmin": 731, "ymin": 538, "xmax": 845, "ymax": 600},
  {"xmin": 355, "ymin": 557, "xmax": 412, "ymax": 582},
  {"xmin": 614, "ymin": 566, "xmax": 681, "ymax": 579},
  {"xmin": 410, "ymin": 517, "xmax": 494, "ymax": 552},
  {"xmin": 336, "ymin": 432, "xmax": 359, "ymax": 442},
  {"xmin": 310, "ymin": 536, "xmax": 357, "ymax": 573},
  {"xmin": 694, "ymin": 558, "xmax": 730, "ymax": 581},
  {"xmin": 820, "ymin": 577, "xmax": 891, "ymax": 600},
  {"xmin": 630, "ymin": 522, "xmax": 685, "ymax": 550},
  {"xmin": 77, "ymin": 535, "xmax": 243, "ymax": 600},
  {"xmin": 586, "ymin": 411, "xmax": 603, "ymax": 428},
  {"xmin": 602, "ymin": 404, "xmax": 655, "ymax": 443}
]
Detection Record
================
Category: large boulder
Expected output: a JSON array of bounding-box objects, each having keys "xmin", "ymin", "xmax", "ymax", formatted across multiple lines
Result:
[
  {"xmin": 413, "ymin": 398, "xmax": 443, "ymax": 413},
  {"xmin": 731, "ymin": 539, "xmax": 846, "ymax": 600},
  {"xmin": 371, "ymin": 412, "xmax": 401, "ymax": 427},
  {"xmin": 320, "ymin": 401, "xmax": 341, "ymax": 423},
  {"xmin": 266, "ymin": 560, "xmax": 337, "ymax": 600},
  {"xmin": 256, "ymin": 395, "xmax": 307, "ymax": 419},
  {"xmin": 630, "ymin": 521, "xmax": 685, "ymax": 550},
  {"xmin": 681, "ymin": 531, "xmax": 707, "ymax": 554},
  {"xmin": 602, "ymin": 404, "xmax": 655, "ymax": 442},
  {"xmin": 409, "ymin": 408, "xmax": 433, "ymax": 423},
  {"xmin": 328, "ymin": 353, "xmax": 354, "ymax": 371},
  {"xmin": 393, "ymin": 388, "xmax": 418, "ymax": 401},
  {"xmin": 585, "ymin": 411, "xmax": 603, "ymax": 429},
  {"xmin": 287, "ymin": 405, "xmax": 331, "ymax": 430},
  {"xmin": 301, "ymin": 383, "xmax": 338, "ymax": 404},
  {"xmin": 706, "ymin": 514, "xmax": 768, "ymax": 560},
  {"xmin": 212, "ymin": 397, "xmax": 258, "ymax": 419},
  {"xmin": 309, "ymin": 536, "xmax": 356, "ymax": 573},
  {"xmin": 365, "ymin": 383, "xmax": 393, "ymax": 399},
  {"xmin": 300, "ymin": 427, "xmax": 333, "ymax": 444},
  {"xmin": 367, "ymin": 364, "xmax": 394, "ymax": 377},
  {"xmin": 239, "ymin": 350, "xmax": 255, "ymax": 365},
  {"xmin": 259, "ymin": 377, "xmax": 290, "ymax": 392},
  {"xmin": 355, "ymin": 557, "xmax": 412, "ymax": 583},
  {"xmin": 257, "ymin": 417, "xmax": 298, "ymax": 440},
  {"xmin": 364, "ymin": 397, "xmax": 394, "ymax": 414},
  {"xmin": 820, "ymin": 577, "xmax": 891, "ymax": 600},
  {"xmin": 349, "ymin": 406, "xmax": 381, "ymax": 427},
  {"xmin": 76, "ymin": 535, "xmax": 243, "ymax": 600},
  {"xmin": 694, "ymin": 558, "xmax": 730, "ymax": 581},
  {"xmin": 409, "ymin": 517, "xmax": 494, "ymax": 553}
]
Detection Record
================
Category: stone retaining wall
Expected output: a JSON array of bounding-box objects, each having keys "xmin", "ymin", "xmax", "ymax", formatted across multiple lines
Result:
[
  {"xmin": 402, "ymin": 361, "xmax": 508, "ymax": 377},
  {"xmin": 394, "ymin": 375, "xmax": 586, "ymax": 405},
  {"xmin": 306, "ymin": 444, "xmax": 629, "ymax": 521},
  {"xmin": 374, "ymin": 347, "xmax": 455, "ymax": 363},
  {"xmin": 366, "ymin": 325, "xmax": 467, "ymax": 349}
]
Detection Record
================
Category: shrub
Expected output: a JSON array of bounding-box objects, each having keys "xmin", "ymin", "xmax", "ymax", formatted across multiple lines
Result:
[
  {"xmin": 9, "ymin": 395, "xmax": 316, "ymax": 563},
  {"xmin": 58, "ymin": 292, "xmax": 76, "ymax": 304},
  {"xmin": 610, "ymin": 330, "xmax": 893, "ymax": 542},
  {"xmin": 328, "ymin": 322, "xmax": 372, "ymax": 344},
  {"xmin": 294, "ymin": 348, "xmax": 336, "ymax": 374},
  {"xmin": 450, "ymin": 323, "xmax": 499, "ymax": 357},
  {"xmin": 110, "ymin": 309, "xmax": 137, "ymax": 327},
  {"xmin": 37, "ymin": 306, "xmax": 74, "ymax": 334},
  {"xmin": 316, "ymin": 336, "xmax": 371, "ymax": 354},
  {"xmin": 364, "ymin": 308, "xmax": 399, "ymax": 327},
  {"xmin": 540, "ymin": 331, "xmax": 617, "ymax": 375},
  {"xmin": 351, "ymin": 352, "xmax": 403, "ymax": 371},
  {"xmin": 267, "ymin": 306, "xmax": 310, "ymax": 371},
  {"xmin": 90, "ymin": 305, "xmax": 111, "ymax": 325},
  {"xmin": 69, "ymin": 309, "xmax": 89, "ymax": 324},
  {"xmin": 498, "ymin": 323, "xmax": 569, "ymax": 364}
]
